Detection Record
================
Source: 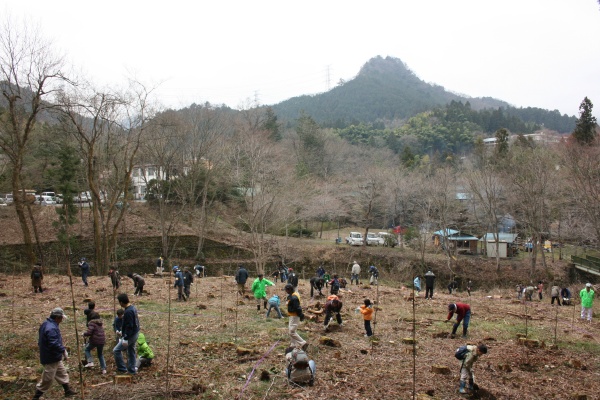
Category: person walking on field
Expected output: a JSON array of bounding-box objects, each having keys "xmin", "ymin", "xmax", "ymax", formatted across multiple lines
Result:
[
  {"xmin": 285, "ymin": 283, "xmax": 307, "ymax": 350},
  {"xmin": 173, "ymin": 266, "xmax": 186, "ymax": 301},
  {"xmin": 79, "ymin": 257, "xmax": 90, "ymax": 287},
  {"xmin": 183, "ymin": 267, "xmax": 194, "ymax": 299},
  {"xmin": 445, "ymin": 302, "xmax": 471, "ymax": 338},
  {"xmin": 33, "ymin": 308, "xmax": 78, "ymax": 399},
  {"xmin": 351, "ymin": 261, "xmax": 361, "ymax": 285},
  {"xmin": 359, "ymin": 299, "xmax": 374, "ymax": 337},
  {"xmin": 580, "ymin": 283, "xmax": 595, "ymax": 322},
  {"xmin": 537, "ymin": 281, "xmax": 544, "ymax": 301},
  {"xmin": 31, "ymin": 263, "xmax": 44, "ymax": 293},
  {"xmin": 424, "ymin": 270, "xmax": 436, "ymax": 299},
  {"xmin": 251, "ymin": 274, "xmax": 274, "ymax": 311},
  {"xmin": 457, "ymin": 344, "xmax": 488, "ymax": 394},
  {"xmin": 413, "ymin": 275, "xmax": 421, "ymax": 294},
  {"xmin": 235, "ymin": 265, "xmax": 249, "ymax": 295}
]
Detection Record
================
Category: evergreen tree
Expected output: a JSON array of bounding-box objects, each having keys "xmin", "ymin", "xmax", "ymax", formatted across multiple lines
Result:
[
  {"xmin": 494, "ymin": 128, "xmax": 509, "ymax": 157},
  {"xmin": 51, "ymin": 146, "xmax": 79, "ymax": 246},
  {"xmin": 572, "ymin": 97, "xmax": 598, "ymax": 145}
]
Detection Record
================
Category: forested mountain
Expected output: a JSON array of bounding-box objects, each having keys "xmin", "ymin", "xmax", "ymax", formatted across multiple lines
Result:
[{"xmin": 271, "ymin": 56, "xmax": 576, "ymax": 133}]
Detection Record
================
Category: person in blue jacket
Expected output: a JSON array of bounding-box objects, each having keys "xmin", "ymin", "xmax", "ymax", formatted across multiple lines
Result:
[
  {"xmin": 173, "ymin": 266, "xmax": 186, "ymax": 301},
  {"xmin": 33, "ymin": 307, "xmax": 77, "ymax": 399},
  {"xmin": 266, "ymin": 294, "xmax": 283, "ymax": 318},
  {"xmin": 79, "ymin": 257, "xmax": 90, "ymax": 286}
]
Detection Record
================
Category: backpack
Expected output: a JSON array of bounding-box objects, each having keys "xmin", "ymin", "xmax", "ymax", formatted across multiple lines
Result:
[
  {"xmin": 290, "ymin": 349, "xmax": 310, "ymax": 369},
  {"xmin": 455, "ymin": 345, "xmax": 469, "ymax": 360},
  {"xmin": 32, "ymin": 270, "xmax": 42, "ymax": 279}
]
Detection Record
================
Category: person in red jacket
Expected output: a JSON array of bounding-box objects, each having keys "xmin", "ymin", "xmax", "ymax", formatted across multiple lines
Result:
[{"xmin": 445, "ymin": 302, "xmax": 471, "ymax": 338}]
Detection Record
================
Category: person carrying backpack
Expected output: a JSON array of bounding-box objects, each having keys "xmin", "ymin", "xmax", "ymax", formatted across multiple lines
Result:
[
  {"xmin": 445, "ymin": 302, "xmax": 471, "ymax": 338},
  {"xmin": 31, "ymin": 263, "xmax": 44, "ymax": 293},
  {"xmin": 455, "ymin": 344, "xmax": 487, "ymax": 394},
  {"xmin": 285, "ymin": 346, "xmax": 315, "ymax": 386},
  {"xmin": 329, "ymin": 275, "xmax": 340, "ymax": 295}
]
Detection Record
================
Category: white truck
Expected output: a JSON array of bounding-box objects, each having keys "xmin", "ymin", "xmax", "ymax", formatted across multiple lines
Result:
[{"xmin": 345, "ymin": 231, "xmax": 364, "ymax": 246}]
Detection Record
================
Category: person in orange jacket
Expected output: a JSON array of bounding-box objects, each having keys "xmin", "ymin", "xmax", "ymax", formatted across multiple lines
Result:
[{"xmin": 359, "ymin": 299, "xmax": 374, "ymax": 337}]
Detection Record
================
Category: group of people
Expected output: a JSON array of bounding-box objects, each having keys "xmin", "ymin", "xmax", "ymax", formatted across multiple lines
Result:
[{"xmin": 34, "ymin": 293, "xmax": 154, "ymax": 399}]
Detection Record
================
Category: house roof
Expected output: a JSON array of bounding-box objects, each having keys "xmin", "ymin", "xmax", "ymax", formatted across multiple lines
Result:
[
  {"xmin": 479, "ymin": 233, "xmax": 518, "ymax": 243},
  {"xmin": 448, "ymin": 235, "xmax": 479, "ymax": 241},
  {"xmin": 433, "ymin": 228, "xmax": 459, "ymax": 236}
]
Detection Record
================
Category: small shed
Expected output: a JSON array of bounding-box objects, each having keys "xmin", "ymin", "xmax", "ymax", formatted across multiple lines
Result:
[
  {"xmin": 433, "ymin": 229, "xmax": 479, "ymax": 254},
  {"xmin": 479, "ymin": 233, "xmax": 519, "ymax": 258}
]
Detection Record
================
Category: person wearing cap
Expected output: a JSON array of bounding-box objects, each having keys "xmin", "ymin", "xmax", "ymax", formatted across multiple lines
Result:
[
  {"xmin": 580, "ymin": 283, "xmax": 595, "ymax": 322},
  {"xmin": 78, "ymin": 257, "xmax": 90, "ymax": 287},
  {"xmin": 424, "ymin": 270, "xmax": 435, "ymax": 299},
  {"xmin": 173, "ymin": 266, "xmax": 186, "ymax": 301},
  {"xmin": 285, "ymin": 283, "xmax": 307, "ymax": 350},
  {"xmin": 33, "ymin": 307, "xmax": 78, "ymax": 399},
  {"xmin": 113, "ymin": 293, "xmax": 140, "ymax": 374},
  {"xmin": 458, "ymin": 343, "xmax": 488, "ymax": 394},
  {"xmin": 445, "ymin": 302, "xmax": 471, "ymax": 338},
  {"xmin": 235, "ymin": 265, "xmax": 249, "ymax": 295},
  {"xmin": 287, "ymin": 268, "xmax": 298, "ymax": 291},
  {"xmin": 351, "ymin": 261, "xmax": 361, "ymax": 285},
  {"xmin": 251, "ymin": 274, "xmax": 274, "ymax": 311}
]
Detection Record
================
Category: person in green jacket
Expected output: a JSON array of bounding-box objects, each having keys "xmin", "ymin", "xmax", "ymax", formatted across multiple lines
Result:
[
  {"xmin": 251, "ymin": 274, "xmax": 274, "ymax": 311},
  {"xmin": 135, "ymin": 333, "xmax": 154, "ymax": 370},
  {"xmin": 580, "ymin": 283, "xmax": 595, "ymax": 322}
]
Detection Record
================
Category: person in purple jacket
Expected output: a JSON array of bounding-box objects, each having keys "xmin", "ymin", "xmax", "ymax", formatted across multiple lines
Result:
[
  {"xmin": 83, "ymin": 311, "xmax": 107, "ymax": 374},
  {"xmin": 33, "ymin": 307, "xmax": 78, "ymax": 399}
]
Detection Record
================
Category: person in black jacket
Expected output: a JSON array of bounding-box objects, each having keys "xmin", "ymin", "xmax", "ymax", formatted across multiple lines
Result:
[
  {"xmin": 287, "ymin": 268, "xmax": 299, "ymax": 290},
  {"xmin": 33, "ymin": 307, "xmax": 77, "ymax": 399},
  {"xmin": 127, "ymin": 273, "xmax": 145, "ymax": 296},
  {"xmin": 113, "ymin": 293, "xmax": 140, "ymax": 374},
  {"xmin": 79, "ymin": 257, "xmax": 90, "ymax": 287},
  {"xmin": 309, "ymin": 276, "xmax": 325, "ymax": 297},
  {"xmin": 424, "ymin": 270, "xmax": 436, "ymax": 299},
  {"xmin": 108, "ymin": 267, "xmax": 121, "ymax": 290},
  {"xmin": 183, "ymin": 267, "xmax": 194, "ymax": 299},
  {"xmin": 285, "ymin": 284, "xmax": 307, "ymax": 350},
  {"xmin": 235, "ymin": 265, "xmax": 249, "ymax": 295}
]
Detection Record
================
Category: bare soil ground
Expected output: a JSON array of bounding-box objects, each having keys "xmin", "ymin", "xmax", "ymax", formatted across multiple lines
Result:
[{"xmin": 1, "ymin": 271, "xmax": 599, "ymax": 400}]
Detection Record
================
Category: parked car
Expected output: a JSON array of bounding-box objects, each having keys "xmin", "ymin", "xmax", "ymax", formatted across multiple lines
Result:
[
  {"xmin": 377, "ymin": 232, "xmax": 398, "ymax": 247},
  {"xmin": 365, "ymin": 232, "xmax": 384, "ymax": 246},
  {"xmin": 76, "ymin": 192, "xmax": 90, "ymax": 203},
  {"xmin": 36, "ymin": 195, "xmax": 56, "ymax": 206},
  {"xmin": 345, "ymin": 231, "xmax": 364, "ymax": 246},
  {"xmin": 0, "ymin": 198, "xmax": 7, "ymax": 206},
  {"xmin": 4, "ymin": 193, "xmax": 13, "ymax": 204},
  {"xmin": 41, "ymin": 191, "xmax": 56, "ymax": 198}
]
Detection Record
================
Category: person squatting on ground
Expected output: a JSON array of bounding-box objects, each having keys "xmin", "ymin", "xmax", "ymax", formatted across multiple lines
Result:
[
  {"xmin": 413, "ymin": 275, "xmax": 421, "ymax": 293},
  {"xmin": 324, "ymin": 295, "xmax": 343, "ymax": 332},
  {"xmin": 359, "ymin": 299, "xmax": 374, "ymax": 337},
  {"xmin": 173, "ymin": 266, "xmax": 186, "ymax": 301},
  {"xmin": 251, "ymin": 274, "xmax": 274, "ymax": 311},
  {"xmin": 524, "ymin": 286, "xmax": 535, "ymax": 301},
  {"xmin": 287, "ymin": 268, "xmax": 299, "ymax": 291},
  {"xmin": 31, "ymin": 263, "xmax": 44, "ymax": 293},
  {"xmin": 285, "ymin": 346, "xmax": 315, "ymax": 386},
  {"xmin": 580, "ymin": 283, "xmax": 595, "ymax": 322},
  {"xmin": 113, "ymin": 293, "xmax": 140, "ymax": 374},
  {"xmin": 329, "ymin": 274, "xmax": 340, "ymax": 295},
  {"xmin": 33, "ymin": 307, "xmax": 78, "ymax": 399},
  {"xmin": 369, "ymin": 265, "xmax": 379, "ymax": 285},
  {"xmin": 266, "ymin": 294, "xmax": 283, "ymax": 318},
  {"xmin": 127, "ymin": 272, "xmax": 145, "ymax": 296},
  {"xmin": 194, "ymin": 263, "xmax": 205, "ymax": 277},
  {"xmin": 83, "ymin": 311, "xmax": 107, "ymax": 374},
  {"xmin": 79, "ymin": 257, "xmax": 90, "ymax": 287},
  {"xmin": 551, "ymin": 284, "xmax": 561, "ymax": 306},
  {"xmin": 136, "ymin": 333, "xmax": 154, "ymax": 370},
  {"xmin": 424, "ymin": 270, "xmax": 436, "ymax": 299},
  {"xmin": 446, "ymin": 302, "xmax": 471, "ymax": 338},
  {"xmin": 285, "ymin": 283, "xmax": 307, "ymax": 350},
  {"xmin": 351, "ymin": 261, "xmax": 361, "ymax": 285},
  {"xmin": 183, "ymin": 267, "xmax": 194, "ymax": 299},
  {"xmin": 235, "ymin": 265, "xmax": 249, "ymax": 295},
  {"xmin": 108, "ymin": 267, "xmax": 121, "ymax": 290},
  {"xmin": 309, "ymin": 276, "xmax": 325, "ymax": 297},
  {"xmin": 561, "ymin": 287, "xmax": 572, "ymax": 305},
  {"xmin": 457, "ymin": 344, "xmax": 488, "ymax": 394}
]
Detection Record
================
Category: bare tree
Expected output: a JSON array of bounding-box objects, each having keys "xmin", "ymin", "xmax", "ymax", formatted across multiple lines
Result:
[
  {"xmin": 57, "ymin": 80, "xmax": 155, "ymax": 273},
  {"xmin": 0, "ymin": 17, "xmax": 67, "ymax": 264}
]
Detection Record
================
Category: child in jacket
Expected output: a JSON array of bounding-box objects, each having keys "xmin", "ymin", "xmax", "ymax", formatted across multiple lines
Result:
[
  {"xmin": 359, "ymin": 299, "xmax": 374, "ymax": 337},
  {"xmin": 136, "ymin": 333, "xmax": 155, "ymax": 370}
]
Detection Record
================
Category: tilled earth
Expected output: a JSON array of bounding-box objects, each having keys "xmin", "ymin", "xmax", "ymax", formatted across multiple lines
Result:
[{"xmin": 0, "ymin": 273, "xmax": 599, "ymax": 400}]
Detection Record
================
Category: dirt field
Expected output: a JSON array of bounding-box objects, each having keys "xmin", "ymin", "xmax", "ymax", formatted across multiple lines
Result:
[{"xmin": 1, "ymin": 270, "xmax": 599, "ymax": 400}]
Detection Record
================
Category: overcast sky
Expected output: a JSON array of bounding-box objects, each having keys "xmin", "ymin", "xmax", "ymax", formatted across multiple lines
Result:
[{"xmin": 4, "ymin": 1, "xmax": 600, "ymax": 118}]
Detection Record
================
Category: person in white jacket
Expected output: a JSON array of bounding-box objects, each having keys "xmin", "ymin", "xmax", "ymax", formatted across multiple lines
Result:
[{"xmin": 351, "ymin": 261, "xmax": 361, "ymax": 285}]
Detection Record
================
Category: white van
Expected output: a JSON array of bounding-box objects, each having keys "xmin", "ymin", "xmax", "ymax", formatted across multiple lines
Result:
[{"xmin": 345, "ymin": 231, "xmax": 364, "ymax": 246}]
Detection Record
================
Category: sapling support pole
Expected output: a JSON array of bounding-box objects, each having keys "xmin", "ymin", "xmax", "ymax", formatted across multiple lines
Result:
[
  {"xmin": 11, "ymin": 259, "xmax": 16, "ymax": 328},
  {"xmin": 411, "ymin": 265, "xmax": 416, "ymax": 400},
  {"xmin": 553, "ymin": 304, "xmax": 558, "ymax": 345},
  {"xmin": 165, "ymin": 259, "xmax": 173, "ymax": 399},
  {"xmin": 220, "ymin": 267, "xmax": 224, "ymax": 328}
]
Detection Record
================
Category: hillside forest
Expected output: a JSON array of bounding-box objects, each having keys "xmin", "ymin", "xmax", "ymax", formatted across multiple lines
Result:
[{"xmin": 0, "ymin": 21, "xmax": 599, "ymax": 278}]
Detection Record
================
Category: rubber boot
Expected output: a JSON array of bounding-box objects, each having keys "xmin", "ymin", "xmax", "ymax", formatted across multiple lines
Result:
[
  {"xmin": 263, "ymin": 300, "xmax": 268, "ymax": 310},
  {"xmin": 257, "ymin": 304, "xmax": 260, "ymax": 311},
  {"xmin": 468, "ymin": 378, "xmax": 475, "ymax": 391},
  {"xmin": 32, "ymin": 389, "xmax": 44, "ymax": 400},
  {"xmin": 462, "ymin": 327, "xmax": 468, "ymax": 339},
  {"xmin": 459, "ymin": 381, "xmax": 467, "ymax": 394},
  {"xmin": 63, "ymin": 383, "xmax": 78, "ymax": 397}
]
